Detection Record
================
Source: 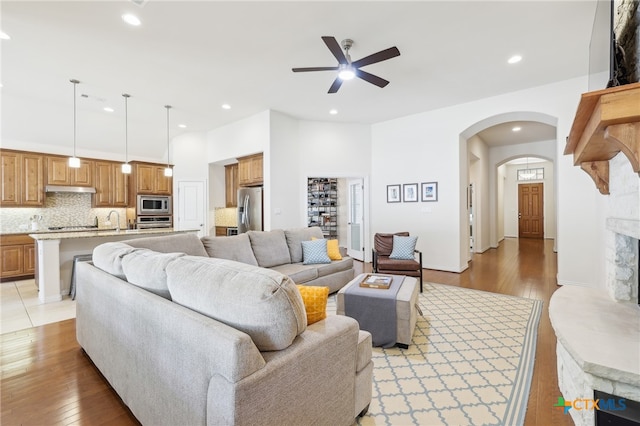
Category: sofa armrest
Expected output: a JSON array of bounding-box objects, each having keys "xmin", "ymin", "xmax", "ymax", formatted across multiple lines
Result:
[{"xmin": 207, "ymin": 315, "xmax": 366, "ymax": 426}]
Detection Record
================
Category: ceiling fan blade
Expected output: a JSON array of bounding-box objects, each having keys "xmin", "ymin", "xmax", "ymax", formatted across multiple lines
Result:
[
  {"xmin": 292, "ymin": 66, "xmax": 339, "ymax": 72},
  {"xmin": 355, "ymin": 69, "xmax": 390, "ymax": 88},
  {"xmin": 328, "ymin": 77, "xmax": 343, "ymax": 93},
  {"xmin": 322, "ymin": 36, "xmax": 348, "ymax": 65},
  {"xmin": 351, "ymin": 46, "xmax": 400, "ymax": 68}
]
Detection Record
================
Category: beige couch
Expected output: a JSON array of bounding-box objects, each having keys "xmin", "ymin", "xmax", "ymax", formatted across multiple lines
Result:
[
  {"xmin": 201, "ymin": 227, "xmax": 355, "ymax": 293},
  {"xmin": 76, "ymin": 232, "xmax": 372, "ymax": 426}
]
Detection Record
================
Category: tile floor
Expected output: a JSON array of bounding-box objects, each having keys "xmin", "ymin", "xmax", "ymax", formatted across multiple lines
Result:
[{"xmin": 1, "ymin": 279, "xmax": 76, "ymax": 334}]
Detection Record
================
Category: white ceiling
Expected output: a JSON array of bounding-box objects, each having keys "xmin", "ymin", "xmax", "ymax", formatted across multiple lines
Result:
[{"xmin": 1, "ymin": 1, "xmax": 598, "ymax": 161}]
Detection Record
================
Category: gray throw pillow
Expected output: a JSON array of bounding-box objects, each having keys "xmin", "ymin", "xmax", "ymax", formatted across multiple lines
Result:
[
  {"xmin": 389, "ymin": 235, "xmax": 418, "ymax": 260},
  {"xmin": 302, "ymin": 239, "xmax": 331, "ymax": 265}
]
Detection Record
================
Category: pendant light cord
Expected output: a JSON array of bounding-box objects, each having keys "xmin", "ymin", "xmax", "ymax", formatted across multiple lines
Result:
[
  {"xmin": 70, "ymin": 79, "xmax": 80, "ymax": 157},
  {"xmin": 165, "ymin": 105, "xmax": 171, "ymax": 167},
  {"xmin": 123, "ymin": 94, "xmax": 130, "ymax": 163}
]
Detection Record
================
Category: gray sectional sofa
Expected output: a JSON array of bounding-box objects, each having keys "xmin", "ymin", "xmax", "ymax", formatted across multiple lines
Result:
[
  {"xmin": 76, "ymin": 230, "xmax": 371, "ymax": 426},
  {"xmin": 201, "ymin": 227, "xmax": 355, "ymax": 293}
]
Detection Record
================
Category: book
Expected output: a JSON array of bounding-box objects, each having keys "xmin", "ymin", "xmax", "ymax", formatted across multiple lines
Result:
[{"xmin": 359, "ymin": 274, "xmax": 393, "ymax": 289}]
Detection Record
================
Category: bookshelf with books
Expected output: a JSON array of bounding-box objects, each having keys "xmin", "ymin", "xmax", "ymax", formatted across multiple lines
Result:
[{"xmin": 307, "ymin": 177, "xmax": 338, "ymax": 239}]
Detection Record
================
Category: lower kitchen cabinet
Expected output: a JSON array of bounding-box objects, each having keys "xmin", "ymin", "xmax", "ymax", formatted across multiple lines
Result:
[{"xmin": 0, "ymin": 234, "xmax": 35, "ymax": 280}]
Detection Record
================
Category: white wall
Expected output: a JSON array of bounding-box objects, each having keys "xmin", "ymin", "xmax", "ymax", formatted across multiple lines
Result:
[
  {"xmin": 371, "ymin": 76, "xmax": 606, "ymax": 288},
  {"xmin": 269, "ymin": 111, "xmax": 300, "ymax": 230},
  {"xmin": 468, "ymin": 135, "xmax": 491, "ymax": 253},
  {"xmin": 503, "ymin": 160, "xmax": 556, "ymax": 239},
  {"xmin": 497, "ymin": 164, "xmax": 506, "ymax": 241}
]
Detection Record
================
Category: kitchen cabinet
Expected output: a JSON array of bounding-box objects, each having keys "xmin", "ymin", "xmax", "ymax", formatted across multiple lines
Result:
[
  {"xmin": 215, "ymin": 226, "xmax": 228, "ymax": 237},
  {"xmin": 46, "ymin": 155, "xmax": 93, "ymax": 187},
  {"xmin": 225, "ymin": 163, "xmax": 239, "ymax": 207},
  {"xmin": 237, "ymin": 153, "xmax": 263, "ymax": 187},
  {"xmin": 0, "ymin": 234, "xmax": 35, "ymax": 280},
  {"xmin": 94, "ymin": 161, "xmax": 129, "ymax": 207},
  {"xmin": 0, "ymin": 150, "xmax": 45, "ymax": 207},
  {"xmin": 132, "ymin": 162, "xmax": 172, "ymax": 195}
]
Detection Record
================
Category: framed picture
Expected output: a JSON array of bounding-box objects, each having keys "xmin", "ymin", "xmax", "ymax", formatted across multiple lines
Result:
[
  {"xmin": 421, "ymin": 182, "xmax": 438, "ymax": 202},
  {"xmin": 387, "ymin": 184, "xmax": 401, "ymax": 203},
  {"xmin": 403, "ymin": 183, "xmax": 418, "ymax": 202}
]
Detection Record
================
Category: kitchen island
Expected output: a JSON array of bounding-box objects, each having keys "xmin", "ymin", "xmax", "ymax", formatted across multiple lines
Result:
[{"xmin": 30, "ymin": 228, "xmax": 199, "ymax": 303}]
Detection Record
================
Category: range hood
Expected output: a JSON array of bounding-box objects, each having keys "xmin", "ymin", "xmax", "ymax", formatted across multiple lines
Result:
[{"xmin": 45, "ymin": 185, "xmax": 96, "ymax": 194}]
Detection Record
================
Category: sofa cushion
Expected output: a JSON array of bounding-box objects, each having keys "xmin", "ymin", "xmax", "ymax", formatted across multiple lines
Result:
[
  {"xmin": 201, "ymin": 234, "xmax": 259, "ymax": 266},
  {"xmin": 285, "ymin": 227, "xmax": 324, "ymax": 263},
  {"xmin": 125, "ymin": 233, "xmax": 208, "ymax": 257},
  {"xmin": 166, "ymin": 256, "xmax": 306, "ymax": 351},
  {"xmin": 270, "ymin": 263, "xmax": 319, "ymax": 284},
  {"xmin": 326, "ymin": 239, "xmax": 343, "ymax": 260},
  {"xmin": 247, "ymin": 229, "xmax": 291, "ymax": 267},
  {"xmin": 302, "ymin": 239, "xmax": 331, "ymax": 265},
  {"xmin": 121, "ymin": 249, "xmax": 185, "ymax": 299},
  {"xmin": 296, "ymin": 285, "xmax": 329, "ymax": 325},
  {"xmin": 92, "ymin": 242, "xmax": 140, "ymax": 279},
  {"xmin": 389, "ymin": 235, "xmax": 418, "ymax": 260},
  {"xmin": 316, "ymin": 257, "xmax": 354, "ymax": 278}
]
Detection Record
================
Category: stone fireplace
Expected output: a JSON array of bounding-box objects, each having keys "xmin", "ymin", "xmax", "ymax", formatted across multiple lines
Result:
[{"xmin": 552, "ymin": 82, "xmax": 640, "ymax": 426}]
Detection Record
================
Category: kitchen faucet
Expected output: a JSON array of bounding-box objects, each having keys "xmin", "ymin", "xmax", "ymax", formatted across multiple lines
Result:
[{"xmin": 107, "ymin": 210, "xmax": 120, "ymax": 231}]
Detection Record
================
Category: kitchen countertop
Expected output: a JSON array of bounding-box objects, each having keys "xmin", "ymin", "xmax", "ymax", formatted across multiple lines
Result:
[{"xmin": 29, "ymin": 228, "xmax": 198, "ymax": 240}]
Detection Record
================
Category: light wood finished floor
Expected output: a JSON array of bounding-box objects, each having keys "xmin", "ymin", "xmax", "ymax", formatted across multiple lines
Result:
[{"xmin": 1, "ymin": 237, "xmax": 572, "ymax": 425}]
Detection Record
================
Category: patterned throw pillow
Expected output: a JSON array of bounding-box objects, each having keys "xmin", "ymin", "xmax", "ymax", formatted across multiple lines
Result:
[
  {"xmin": 302, "ymin": 239, "xmax": 331, "ymax": 264},
  {"xmin": 312, "ymin": 237, "xmax": 343, "ymax": 260},
  {"xmin": 389, "ymin": 235, "xmax": 418, "ymax": 260},
  {"xmin": 297, "ymin": 285, "xmax": 329, "ymax": 324}
]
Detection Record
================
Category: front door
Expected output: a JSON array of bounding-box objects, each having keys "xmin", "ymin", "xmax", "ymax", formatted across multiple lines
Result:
[{"xmin": 518, "ymin": 183, "xmax": 543, "ymax": 239}]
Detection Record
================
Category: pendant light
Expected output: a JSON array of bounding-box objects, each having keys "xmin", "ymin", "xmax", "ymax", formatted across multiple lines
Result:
[
  {"xmin": 68, "ymin": 79, "xmax": 81, "ymax": 168},
  {"xmin": 121, "ymin": 93, "xmax": 131, "ymax": 174},
  {"xmin": 164, "ymin": 105, "xmax": 173, "ymax": 177}
]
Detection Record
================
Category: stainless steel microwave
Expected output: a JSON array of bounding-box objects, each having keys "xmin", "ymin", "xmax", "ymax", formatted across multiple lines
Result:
[{"xmin": 137, "ymin": 195, "xmax": 172, "ymax": 215}]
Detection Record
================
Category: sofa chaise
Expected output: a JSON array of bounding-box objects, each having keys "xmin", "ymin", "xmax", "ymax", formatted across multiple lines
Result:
[{"xmin": 76, "ymin": 232, "xmax": 372, "ymax": 426}]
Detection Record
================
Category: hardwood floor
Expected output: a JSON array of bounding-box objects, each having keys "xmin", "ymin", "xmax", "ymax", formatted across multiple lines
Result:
[{"xmin": 1, "ymin": 237, "xmax": 571, "ymax": 425}]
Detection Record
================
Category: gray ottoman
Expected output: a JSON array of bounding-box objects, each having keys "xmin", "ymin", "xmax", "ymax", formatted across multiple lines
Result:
[{"xmin": 337, "ymin": 274, "xmax": 420, "ymax": 348}]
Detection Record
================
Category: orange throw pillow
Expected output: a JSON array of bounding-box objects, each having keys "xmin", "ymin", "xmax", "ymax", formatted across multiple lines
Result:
[{"xmin": 296, "ymin": 285, "xmax": 329, "ymax": 325}]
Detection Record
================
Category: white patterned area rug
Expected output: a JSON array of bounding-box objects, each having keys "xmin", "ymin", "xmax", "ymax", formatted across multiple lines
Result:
[{"xmin": 328, "ymin": 282, "xmax": 543, "ymax": 426}]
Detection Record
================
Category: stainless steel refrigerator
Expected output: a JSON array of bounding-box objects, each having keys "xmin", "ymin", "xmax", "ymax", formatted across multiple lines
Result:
[{"xmin": 237, "ymin": 187, "xmax": 263, "ymax": 233}]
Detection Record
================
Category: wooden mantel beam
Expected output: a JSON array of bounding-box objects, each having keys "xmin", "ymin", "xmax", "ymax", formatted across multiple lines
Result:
[{"xmin": 565, "ymin": 83, "xmax": 640, "ymax": 193}]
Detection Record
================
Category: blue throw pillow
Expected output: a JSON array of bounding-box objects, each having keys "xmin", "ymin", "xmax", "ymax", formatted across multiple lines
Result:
[
  {"xmin": 389, "ymin": 235, "xmax": 418, "ymax": 260},
  {"xmin": 302, "ymin": 239, "xmax": 331, "ymax": 265}
]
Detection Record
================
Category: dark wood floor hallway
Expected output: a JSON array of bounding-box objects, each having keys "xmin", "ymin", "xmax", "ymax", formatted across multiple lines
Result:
[{"xmin": 1, "ymin": 237, "xmax": 572, "ymax": 425}]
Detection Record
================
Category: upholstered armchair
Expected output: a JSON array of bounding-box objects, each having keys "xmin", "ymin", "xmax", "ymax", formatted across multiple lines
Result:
[{"xmin": 372, "ymin": 232, "xmax": 423, "ymax": 292}]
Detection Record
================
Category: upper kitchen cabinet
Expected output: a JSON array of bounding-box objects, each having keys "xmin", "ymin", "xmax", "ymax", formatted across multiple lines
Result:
[
  {"xmin": 0, "ymin": 150, "xmax": 45, "ymax": 207},
  {"xmin": 93, "ymin": 161, "xmax": 129, "ymax": 207},
  {"xmin": 46, "ymin": 155, "xmax": 93, "ymax": 186},
  {"xmin": 131, "ymin": 162, "xmax": 172, "ymax": 196},
  {"xmin": 237, "ymin": 153, "xmax": 263, "ymax": 187},
  {"xmin": 225, "ymin": 163, "xmax": 239, "ymax": 207}
]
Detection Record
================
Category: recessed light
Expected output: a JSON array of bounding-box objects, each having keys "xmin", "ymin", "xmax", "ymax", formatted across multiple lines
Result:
[
  {"xmin": 329, "ymin": 109, "xmax": 338, "ymax": 115},
  {"xmin": 122, "ymin": 13, "xmax": 141, "ymax": 26},
  {"xmin": 508, "ymin": 55, "xmax": 522, "ymax": 64},
  {"xmin": 178, "ymin": 124, "xmax": 187, "ymax": 129},
  {"xmin": 221, "ymin": 104, "xmax": 231, "ymax": 110},
  {"xmin": 0, "ymin": 31, "xmax": 10, "ymax": 40},
  {"xmin": 103, "ymin": 107, "xmax": 114, "ymax": 112},
  {"xmin": 512, "ymin": 126, "xmax": 522, "ymax": 132}
]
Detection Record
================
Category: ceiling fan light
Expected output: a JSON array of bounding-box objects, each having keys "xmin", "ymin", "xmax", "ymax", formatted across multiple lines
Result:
[{"xmin": 338, "ymin": 65, "xmax": 355, "ymax": 81}]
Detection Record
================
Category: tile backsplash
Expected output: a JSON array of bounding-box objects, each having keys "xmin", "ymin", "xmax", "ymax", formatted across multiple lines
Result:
[{"xmin": 0, "ymin": 193, "xmax": 128, "ymax": 233}]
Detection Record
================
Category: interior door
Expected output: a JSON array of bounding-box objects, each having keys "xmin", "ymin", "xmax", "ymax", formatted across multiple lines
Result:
[
  {"xmin": 518, "ymin": 183, "xmax": 544, "ymax": 239},
  {"xmin": 347, "ymin": 179, "xmax": 364, "ymax": 260},
  {"xmin": 177, "ymin": 180, "xmax": 206, "ymax": 237}
]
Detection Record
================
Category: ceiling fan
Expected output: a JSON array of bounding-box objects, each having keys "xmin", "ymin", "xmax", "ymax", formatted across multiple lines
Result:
[{"xmin": 292, "ymin": 36, "xmax": 400, "ymax": 93}]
